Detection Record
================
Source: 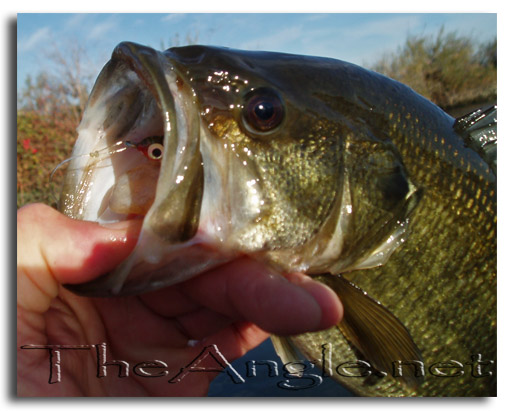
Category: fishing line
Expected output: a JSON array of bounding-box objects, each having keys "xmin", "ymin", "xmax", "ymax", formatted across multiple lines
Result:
[{"xmin": 49, "ymin": 140, "xmax": 131, "ymax": 204}]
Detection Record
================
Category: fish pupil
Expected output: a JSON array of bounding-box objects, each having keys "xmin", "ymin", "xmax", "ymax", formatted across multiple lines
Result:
[
  {"xmin": 254, "ymin": 102, "xmax": 275, "ymax": 121},
  {"xmin": 243, "ymin": 87, "xmax": 284, "ymax": 133},
  {"xmin": 147, "ymin": 143, "xmax": 164, "ymax": 160}
]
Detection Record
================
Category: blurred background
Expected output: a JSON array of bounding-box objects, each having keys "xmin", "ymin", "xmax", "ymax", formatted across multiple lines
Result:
[{"xmin": 16, "ymin": 12, "xmax": 497, "ymax": 397}]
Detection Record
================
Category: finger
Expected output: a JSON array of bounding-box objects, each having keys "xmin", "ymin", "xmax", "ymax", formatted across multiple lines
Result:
[
  {"xmin": 180, "ymin": 258, "xmax": 343, "ymax": 335},
  {"xmin": 158, "ymin": 321, "xmax": 270, "ymax": 393},
  {"xmin": 174, "ymin": 308, "xmax": 232, "ymax": 340},
  {"xmin": 91, "ymin": 294, "xmax": 192, "ymax": 349},
  {"xmin": 17, "ymin": 203, "xmax": 140, "ymax": 314},
  {"xmin": 138, "ymin": 285, "xmax": 202, "ymax": 317},
  {"xmin": 201, "ymin": 321, "xmax": 270, "ymax": 363}
]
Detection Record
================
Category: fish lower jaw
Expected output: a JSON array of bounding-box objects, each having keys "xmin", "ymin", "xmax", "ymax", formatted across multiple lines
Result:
[{"xmin": 65, "ymin": 240, "xmax": 236, "ymax": 297}]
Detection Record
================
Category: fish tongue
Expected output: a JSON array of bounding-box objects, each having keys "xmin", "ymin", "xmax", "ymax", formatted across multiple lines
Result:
[{"xmin": 108, "ymin": 162, "xmax": 161, "ymax": 216}]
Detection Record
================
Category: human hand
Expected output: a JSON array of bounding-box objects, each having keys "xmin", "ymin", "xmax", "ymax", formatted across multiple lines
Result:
[{"xmin": 17, "ymin": 204, "xmax": 343, "ymax": 397}]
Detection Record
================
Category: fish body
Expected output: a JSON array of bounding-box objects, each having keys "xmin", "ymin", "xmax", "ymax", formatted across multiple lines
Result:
[{"xmin": 60, "ymin": 43, "xmax": 496, "ymax": 396}]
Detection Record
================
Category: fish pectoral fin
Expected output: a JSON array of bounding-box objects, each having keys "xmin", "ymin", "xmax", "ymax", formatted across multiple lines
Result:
[
  {"xmin": 270, "ymin": 335, "xmax": 307, "ymax": 376},
  {"xmin": 320, "ymin": 274, "xmax": 424, "ymax": 389}
]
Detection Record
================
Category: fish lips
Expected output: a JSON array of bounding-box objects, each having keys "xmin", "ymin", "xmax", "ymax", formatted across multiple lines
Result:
[{"xmin": 62, "ymin": 42, "xmax": 231, "ymax": 297}]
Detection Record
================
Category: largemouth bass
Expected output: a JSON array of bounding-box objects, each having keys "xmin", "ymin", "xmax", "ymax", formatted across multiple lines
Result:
[{"xmin": 59, "ymin": 42, "xmax": 496, "ymax": 397}]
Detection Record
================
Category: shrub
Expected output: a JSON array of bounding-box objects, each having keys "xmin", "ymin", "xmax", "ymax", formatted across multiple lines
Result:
[
  {"xmin": 371, "ymin": 29, "xmax": 497, "ymax": 110},
  {"xmin": 17, "ymin": 110, "xmax": 77, "ymax": 208}
]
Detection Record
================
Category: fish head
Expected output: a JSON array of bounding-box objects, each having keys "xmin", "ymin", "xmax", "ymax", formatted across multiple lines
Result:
[{"xmin": 61, "ymin": 42, "xmax": 417, "ymax": 296}]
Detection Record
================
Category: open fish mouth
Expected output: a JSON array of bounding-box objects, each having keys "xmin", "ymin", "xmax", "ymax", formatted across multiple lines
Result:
[{"xmin": 60, "ymin": 42, "xmax": 234, "ymax": 296}]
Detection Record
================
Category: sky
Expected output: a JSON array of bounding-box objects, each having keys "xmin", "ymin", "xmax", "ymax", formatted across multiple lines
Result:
[{"xmin": 17, "ymin": 13, "xmax": 497, "ymax": 94}]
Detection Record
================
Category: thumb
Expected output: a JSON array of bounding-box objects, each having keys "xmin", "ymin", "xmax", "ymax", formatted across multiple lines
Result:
[{"xmin": 17, "ymin": 203, "xmax": 139, "ymax": 314}]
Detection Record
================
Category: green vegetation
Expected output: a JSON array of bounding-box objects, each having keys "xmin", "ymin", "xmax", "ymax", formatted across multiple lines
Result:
[
  {"xmin": 17, "ymin": 110, "xmax": 77, "ymax": 208},
  {"xmin": 370, "ymin": 29, "xmax": 496, "ymax": 110},
  {"xmin": 17, "ymin": 29, "xmax": 497, "ymax": 209}
]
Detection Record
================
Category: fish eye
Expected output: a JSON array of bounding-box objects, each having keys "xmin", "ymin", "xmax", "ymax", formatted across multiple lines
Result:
[
  {"xmin": 147, "ymin": 143, "xmax": 164, "ymax": 160},
  {"xmin": 242, "ymin": 88, "xmax": 284, "ymax": 134}
]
